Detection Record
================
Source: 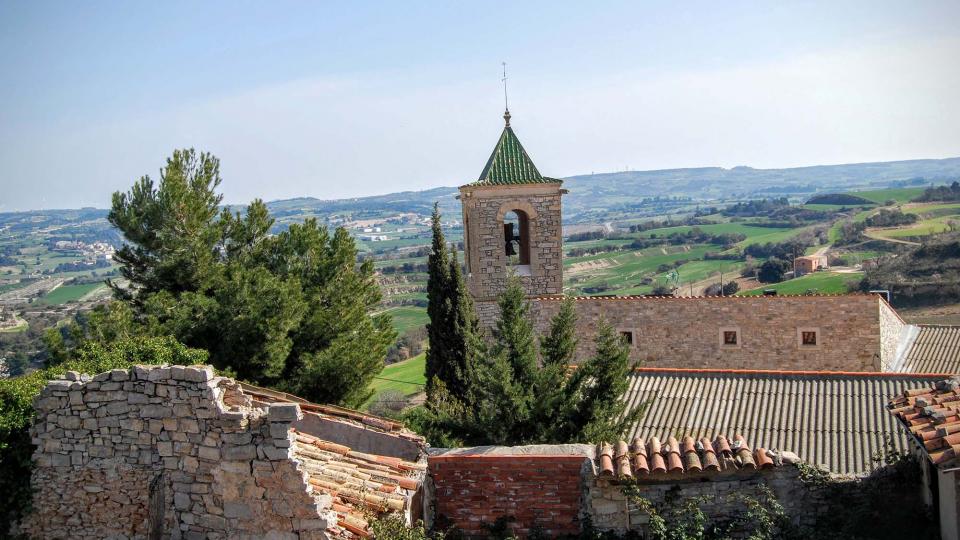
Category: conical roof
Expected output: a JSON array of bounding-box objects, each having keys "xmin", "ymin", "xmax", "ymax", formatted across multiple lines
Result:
[{"xmin": 470, "ymin": 111, "xmax": 561, "ymax": 186}]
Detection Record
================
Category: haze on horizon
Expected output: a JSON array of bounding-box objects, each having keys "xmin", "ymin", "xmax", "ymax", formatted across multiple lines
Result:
[{"xmin": 1, "ymin": 0, "xmax": 959, "ymax": 212}]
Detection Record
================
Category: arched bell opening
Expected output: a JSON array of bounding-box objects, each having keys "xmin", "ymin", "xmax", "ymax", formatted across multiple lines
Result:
[{"xmin": 502, "ymin": 210, "xmax": 531, "ymax": 268}]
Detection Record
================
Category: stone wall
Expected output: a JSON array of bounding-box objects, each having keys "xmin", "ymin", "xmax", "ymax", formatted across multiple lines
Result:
[
  {"xmin": 460, "ymin": 184, "xmax": 564, "ymax": 302},
  {"xmin": 590, "ymin": 467, "xmax": 822, "ymax": 534},
  {"xmin": 878, "ymin": 299, "xmax": 907, "ymax": 371},
  {"xmin": 478, "ymin": 294, "xmax": 890, "ymax": 371},
  {"xmin": 23, "ymin": 365, "xmax": 333, "ymax": 539}
]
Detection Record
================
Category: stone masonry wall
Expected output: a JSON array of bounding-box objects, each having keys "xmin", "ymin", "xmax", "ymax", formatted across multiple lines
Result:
[
  {"xmin": 590, "ymin": 467, "xmax": 824, "ymax": 535},
  {"xmin": 879, "ymin": 299, "xmax": 906, "ymax": 371},
  {"xmin": 23, "ymin": 365, "xmax": 333, "ymax": 540},
  {"xmin": 460, "ymin": 184, "xmax": 564, "ymax": 302},
  {"xmin": 477, "ymin": 294, "xmax": 887, "ymax": 371}
]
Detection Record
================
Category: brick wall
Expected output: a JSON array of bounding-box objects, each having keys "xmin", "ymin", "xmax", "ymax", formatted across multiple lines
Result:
[
  {"xmin": 477, "ymin": 294, "xmax": 890, "ymax": 371},
  {"xmin": 428, "ymin": 451, "xmax": 589, "ymax": 537}
]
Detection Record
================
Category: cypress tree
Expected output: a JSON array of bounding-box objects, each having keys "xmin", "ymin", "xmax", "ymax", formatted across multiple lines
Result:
[
  {"xmin": 424, "ymin": 203, "xmax": 452, "ymax": 397},
  {"xmin": 444, "ymin": 249, "xmax": 483, "ymax": 400}
]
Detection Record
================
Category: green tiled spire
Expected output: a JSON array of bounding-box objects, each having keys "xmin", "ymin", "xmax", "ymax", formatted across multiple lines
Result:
[{"xmin": 471, "ymin": 111, "xmax": 560, "ymax": 186}]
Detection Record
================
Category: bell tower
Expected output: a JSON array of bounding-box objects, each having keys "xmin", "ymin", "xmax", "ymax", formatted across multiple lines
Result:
[{"xmin": 459, "ymin": 110, "xmax": 565, "ymax": 303}]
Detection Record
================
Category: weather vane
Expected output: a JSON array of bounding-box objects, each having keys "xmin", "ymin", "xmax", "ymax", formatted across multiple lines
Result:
[{"xmin": 501, "ymin": 61, "xmax": 511, "ymax": 127}]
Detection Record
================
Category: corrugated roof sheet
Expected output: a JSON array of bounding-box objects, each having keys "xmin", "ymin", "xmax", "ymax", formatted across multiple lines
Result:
[
  {"xmin": 622, "ymin": 369, "xmax": 944, "ymax": 475},
  {"xmin": 899, "ymin": 326, "xmax": 960, "ymax": 374}
]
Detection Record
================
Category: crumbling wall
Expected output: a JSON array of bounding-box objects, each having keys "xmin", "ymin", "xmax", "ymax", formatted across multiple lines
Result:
[{"xmin": 23, "ymin": 365, "xmax": 334, "ymax": 539}]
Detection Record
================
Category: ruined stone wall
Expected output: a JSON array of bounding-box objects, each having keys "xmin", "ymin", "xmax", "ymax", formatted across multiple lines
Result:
[
  {"xmin": 879, "ymin": 299, "xmax": 906, "ymax": 371},
  {"xmin": 23, "ymin": 365, "xmax": 333, "ymax": 540},
  {"xmin": 460, "ymin": 184, "xmax": 564, "ymax": 302},
  {"xmin": 589, "ymin": 467, "xmax": 822, "ymax": 534},
  {"xmin": 478, "ymin": 294, "xmax": 888, "ymax": 371}
]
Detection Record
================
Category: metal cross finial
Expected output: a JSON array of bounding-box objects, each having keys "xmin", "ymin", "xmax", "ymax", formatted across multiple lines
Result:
[{"xmin": 501, "ymin": 61, "xmax": 511, "ymax": 127}]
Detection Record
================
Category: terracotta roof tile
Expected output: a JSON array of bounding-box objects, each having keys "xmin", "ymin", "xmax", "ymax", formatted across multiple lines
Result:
[
  {"xmin": 597, "ymin": 434, "xmax": 791, "ymax": 477},
  {"xmin": 240, "ymin": 382, "xmax": 424, "ymax": 442},
  {"xmin": 234, "ymin": 382, "xmax": 426, "ymax": 538},
  {"xmin": 294, "ymin": 430, "xmax": 425, "ymax": 538},
  {"xmin": 532, "ymin": 292, "xmax": 886, "ymax": 301},
  {"xmin": 889, "ymin": 377, "xmax": 960, "ymax": 468}
]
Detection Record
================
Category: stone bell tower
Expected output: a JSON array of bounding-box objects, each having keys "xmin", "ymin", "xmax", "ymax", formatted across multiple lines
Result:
[{"xmin": 459, "ymin": 109, "xmax": 565, "ymax": 306}]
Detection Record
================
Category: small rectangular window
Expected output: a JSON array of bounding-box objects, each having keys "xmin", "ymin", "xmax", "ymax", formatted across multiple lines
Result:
[
  {"xmin": 620, "ymin": 331, "xmax": 634, "ymax": 346},
  {"xmin": 801, "ymin": 331, "xmax": 818, "ymax": 346},
  {"xmin": 719, "ymin": 327, "xmax": 741, "ymax": 349}
]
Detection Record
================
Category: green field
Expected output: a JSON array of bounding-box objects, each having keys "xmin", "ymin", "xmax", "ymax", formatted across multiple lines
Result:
[
  {"xmin": 850, "ymin": 187, "xmax": 926, "ymax": 204},
  {"xmin": 382, "ymin": 305, "xmax": 429, "ymax": 334},
  {"xmin": 738, "ymin": 271, "xmax": 863, "ymax": 296},
  {"xmin": 364, "ymin": 353, "xmax": 427, "ymax": 408},
  {"xmin": 38, "ymin": 282, "xmax": 105, "ymax": 305}
]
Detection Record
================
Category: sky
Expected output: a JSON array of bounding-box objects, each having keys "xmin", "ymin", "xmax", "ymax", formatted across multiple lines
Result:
[{"xmin": 1, "ymin": 1, "xmax": 959, "ymax": 211}]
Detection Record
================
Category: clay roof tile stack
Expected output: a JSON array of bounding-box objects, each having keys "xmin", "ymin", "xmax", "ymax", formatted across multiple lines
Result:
[
  {"xmin": 597, "ymin": 434, "xmax": 785, "ymax": 477},
  {"xmin": 293, "ymin": 430, "xmax": 425, "ymax": 538},
  {"xmin": 888, "ymin": 377, "xmax": 960, "ymax": 467}
]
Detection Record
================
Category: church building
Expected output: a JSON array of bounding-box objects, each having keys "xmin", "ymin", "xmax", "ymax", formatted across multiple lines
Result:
[{"xmin": 458, "ymin": 110, "xmax": 935, "ymax": 374}]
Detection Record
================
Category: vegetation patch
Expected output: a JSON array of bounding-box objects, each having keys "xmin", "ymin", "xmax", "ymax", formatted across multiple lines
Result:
[{"xmin": 739, "ymin": 271, "xmax": 862, "ymax": 296}]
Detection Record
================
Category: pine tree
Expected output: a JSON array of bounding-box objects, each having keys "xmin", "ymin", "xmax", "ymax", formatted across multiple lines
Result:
[
  {"xmin": 531, "ymin": 297, "xmax": 578, "ymax": 441},
  {"xmin": 105, "ymin": 149, "xmax": 394, "ymax": 407},
  {"xmin": 555, "ymin": 320, "xmax": 645, "ymax": 443},
  {"xmin": 492, "ymin": 276, "xmax": 538, "ymax": 389}
]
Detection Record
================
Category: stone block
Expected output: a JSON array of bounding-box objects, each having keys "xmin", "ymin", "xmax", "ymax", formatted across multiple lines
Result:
[
  {"xmin": 110, "ymin": 369, "xmax": 130, "ymax": 382},
  {"xmin": 184, "ymin": 366, "xmax": 213, "ymax": 382},
  {"xmin": 261, "ymin": 445, "xmax": 290, "ymax": 461},
  {"xmin": 64, "ymin": 371, "xmax": 81, "ymax": 381},
  {"xmin": 222, "ymin": 444, "xmax": 258, "ymax": 461},
  {"xmin": 69, "ymin": 391, "xmax": 84, "ymax": 406},
  {"xmin": 147, "ymin": 367, "xmax": 171, "ymax": 382},
  {"xmin": 223, "ymin": 501, "xmax": 250, "ymax": 519},
  {"xmin": 141, "ymin": 405, "xmax": 173, "ymax": 419},
  {"xmin": 198, "ymin": 445, "xmax": 221, "ymax": 461},
  {"xmin": 269, "ymin": 423, "xmax": 290, "ymax": 439},
  {"xmin": 267, "ymin": 403, "xmax": 302, "ymax": 423}
]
